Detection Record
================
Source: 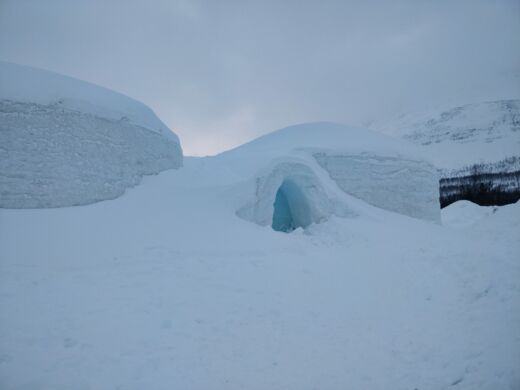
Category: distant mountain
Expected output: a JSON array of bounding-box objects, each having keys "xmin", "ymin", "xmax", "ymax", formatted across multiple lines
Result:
[{"xmin": 371, "ymin": 100, "xmax": 520, "ymax": 207}]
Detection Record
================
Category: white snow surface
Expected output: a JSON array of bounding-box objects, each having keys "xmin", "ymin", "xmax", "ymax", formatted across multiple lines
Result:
[
  {"xmin": 0, "ymin": 62, "xmax": 182, "ymax": 208},
  {"xmin": 371, "ymin": 100, "xmax": 520, "ymax": 169},
  {"xmin": 441, "ymin": 200, "xmax": 499, "ymax": 228},
  {"xmin": 0, "ymin": 161, "xmax": 519, "ymax": 389},
  {"xmin": 0, "ymin": 61, "xmax": 178, "ymax": 138},
  {"xmin": 219, "ymin": 121, "xmax": 428, "ymax": 170}
]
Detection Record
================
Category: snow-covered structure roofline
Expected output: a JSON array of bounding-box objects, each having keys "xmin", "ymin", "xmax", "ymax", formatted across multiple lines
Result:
[
  {"xmin": 221, "ymin": 122, "xmax": 428, "ymax": 161},
  {"xmin": 0, "ymin": 61, "xmax": 178, "ymax": 142},
  {"xmin": 0, "ymin": 62, "xmax": 182, "ymax": 209}
]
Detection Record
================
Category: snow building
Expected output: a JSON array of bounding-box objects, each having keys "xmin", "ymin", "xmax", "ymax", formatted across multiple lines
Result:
[
  {"xmin": 0, "ymin": 62, "xmax": 183, "ymax": 208},
  {"xmin": 222, "ymin": 122, "xmax": 440, "ymax": 231}
]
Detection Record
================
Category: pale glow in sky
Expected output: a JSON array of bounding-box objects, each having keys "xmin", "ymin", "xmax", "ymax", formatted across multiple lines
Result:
[{"xmin": 1, "ymin": 0, "xmax": 519, "ymax": 156}]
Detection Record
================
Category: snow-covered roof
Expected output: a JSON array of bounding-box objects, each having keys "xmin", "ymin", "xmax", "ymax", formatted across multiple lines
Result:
[
  {"xmin": 225, "ymin": 122, "xmax": 425, "ymax": 157},
  {"xmin": 215, "ymin": 121, "xmax": 430, "ymax": 178},
  {"xmin": 0, "ymin": 61, "xmax": 179, "ymax": 142}
]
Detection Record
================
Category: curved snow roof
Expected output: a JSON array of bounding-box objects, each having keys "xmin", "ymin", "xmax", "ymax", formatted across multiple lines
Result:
[
  {"xmin": 0, "ymin": 61, "xmax": 179, "ymax": 143},
  {"xmin": 215, "ymin": 122, "xmax": 430, "ymax": 177},
  {"xmin": 224, "ymin": 122, "xmax": 425, "ymax": 157}
]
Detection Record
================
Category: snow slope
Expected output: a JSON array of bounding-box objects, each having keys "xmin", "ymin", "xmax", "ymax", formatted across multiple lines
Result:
[
  {"xmin": 371, "ymin": 99, "xmax": 520, "ymax": 170},
  {"xmin": 0, "ymin": 62, "xmax": 182, "ymax": 208},
  {"xmin": 0, "ymin": 161, "xmax": 518, "ymax": 389}
]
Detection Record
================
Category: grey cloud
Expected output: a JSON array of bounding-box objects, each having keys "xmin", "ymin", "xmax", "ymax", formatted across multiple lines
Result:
[{"xmin": 1, "ymin": 0, "xmax": 519, "ymax": 155}]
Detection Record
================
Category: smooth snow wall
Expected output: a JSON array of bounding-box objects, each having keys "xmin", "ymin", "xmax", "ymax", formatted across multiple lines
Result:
[
  {"xmin": 0, "ymin": 100, "xmax": 182, "ymax": 208},
  {"xmin": 314, "ymin": 152, "xmax": 440, "ymax": 222},
  {"xmin": 237, "ymin": 161, "xmax": 333, "ymax": 230}
]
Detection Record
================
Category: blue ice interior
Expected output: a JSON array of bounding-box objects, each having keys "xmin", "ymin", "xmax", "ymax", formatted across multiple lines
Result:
[{"xmin": 272, "ymin": 179, "xmax": 311, "ymax": 232}]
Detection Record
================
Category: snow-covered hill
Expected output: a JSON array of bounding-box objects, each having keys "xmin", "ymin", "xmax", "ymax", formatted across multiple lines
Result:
[
  {"xmin": 372, "ymin": 100, "xmax": 520, "ymax": 207},
  {"xmin": 372, "ymin": 99, "xmax": 520, "ymax": 169},
  {"xmin": 0, "ymin": 62, "xmax": 182, "ymax": 208}
]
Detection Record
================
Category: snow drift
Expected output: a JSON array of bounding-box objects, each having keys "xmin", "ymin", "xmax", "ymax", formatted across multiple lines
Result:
[{"xmin": 0, "ymin": 62, "xmax": 182, "ymax": 208}]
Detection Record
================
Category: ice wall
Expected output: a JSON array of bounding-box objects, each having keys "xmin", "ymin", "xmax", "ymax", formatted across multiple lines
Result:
[
  {"xmin": 314, "ymin": 152, "xmax": 440, "ymax": 222},
  {"xmin": 0, "ymin": 100, "xmax": 182, "ymax": 208}
]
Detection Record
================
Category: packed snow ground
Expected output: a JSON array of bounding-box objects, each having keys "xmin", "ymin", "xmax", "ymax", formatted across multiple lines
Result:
[{"xmin": 1, "ymin": 157, "xmax": 519, "ymax": 390}]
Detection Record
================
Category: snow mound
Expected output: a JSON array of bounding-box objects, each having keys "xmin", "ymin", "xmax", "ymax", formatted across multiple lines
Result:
[
  {"xmin": 0, "ymin": 62, "xmax": 183, "ymax": 208},
  {"xmin": 441, "ymin": 200, "xmax": 498, "ymax": 228},
  {"xmin": 220, "ymin": 121, "xmax": 426, "ymax": 167},
  {"xmin": 221, "ymin": 122, "xmax": 440, "ymax": 225}
]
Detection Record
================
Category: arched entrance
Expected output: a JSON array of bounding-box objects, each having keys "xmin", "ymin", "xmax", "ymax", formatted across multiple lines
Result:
[{"xmin": 272, "ymin": 179, "xmax": 312, "ymax": 232}]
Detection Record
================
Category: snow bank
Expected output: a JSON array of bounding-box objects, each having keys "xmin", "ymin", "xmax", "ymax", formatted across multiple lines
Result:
[
  {"xmin": 441, "ymin": 200, "xmax": 498, "ymax": 228},
  {"xmin": 0, "ymin": 62, "xmax": 182, "ymax": 208}
]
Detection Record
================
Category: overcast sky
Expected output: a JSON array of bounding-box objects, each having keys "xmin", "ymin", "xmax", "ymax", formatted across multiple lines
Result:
[{"xmin": 1, "ymin": 0, "xmax": 519, "ymax": 155}]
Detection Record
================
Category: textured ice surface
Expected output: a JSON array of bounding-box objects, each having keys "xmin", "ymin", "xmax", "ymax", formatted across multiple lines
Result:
[
  {"xmin": 237, "ymin": 160, "xmax": 335, "ymax": 229},
  {"xmin": 314, "ymin": 152, "xmax": 440, "ymax": 222},
  {"xmin": 229, "ymin": 123, "xmax": 439, "ymax": 224},
  {"xmin": 272, "ymin": 179, "xmax": 313, "ymax": 232},
  {"xmin": 0, "ymin": 100, "xmax": 182, "ymax": 208},
  {"xmin": 0, "ymin": 62, "xmax": 182, "ymax": 208}
]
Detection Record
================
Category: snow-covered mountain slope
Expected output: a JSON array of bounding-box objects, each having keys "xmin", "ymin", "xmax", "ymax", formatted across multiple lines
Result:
[
  {"xmin": 216, "ymin": 122, "xmax": 440, "ymax": 223},
  {"xmin": 0, "ymin": 62, "xmax": 182, "ymax": 208},
  {"xmin": 371, "ymin": 100, "xmax": 520, "ymax": 207},
  {"xmin": 371, "ymin": 99, "xmax": 520, "ymax": 170},
  {"xmin": 0, "ymin": 161, "xmax": 518, "ymax": 390}
]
